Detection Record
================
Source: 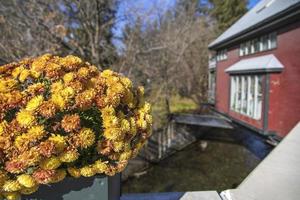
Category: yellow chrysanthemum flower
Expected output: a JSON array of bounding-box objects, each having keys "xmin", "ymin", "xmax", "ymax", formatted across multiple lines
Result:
[
  {"xmin": 50, "ymin": 169, "xmax": 66, "ymax": 183},
  {"xmin": 101, "ymin": 106, "xmax": 116, "ymax": 118},
  {"xmin": 93, "ymin": 160, "xmax": 108, "ymax": 174},
  {"xmin": 16, "ymin": 110, "xmax": 35, "ymax": 128},
  {"xmin": 19, "ymin": 148, "xmax": 41, "ymax": 167},
  {"xmin": 101, "ymin": 69, "xmax": 114, "ymax": 78},
  {"xmin": 120, "ymin": 119, "xmax": 130, "ymax": 133},
  {"xmin": 103, "ymin": 128, "xmax": 123, "ymax": 140},
  {"xmin": 12, "ymin": 66, "xmax": 24, "ymax": 79},
  {"xmin": 2, "ymin": 180, "xmax": 23, "ymax": 192},
  {"xmin": 27, "ymin": 125, "xmax": 46, "ymax": 141},
  {"xmin": 20, "ymin": 185, "xmax": 39, "ymax": 195},
  {"xmin": 47, "ymin": 62, "xmax": 61, "ymax": 71},
  {"xmin": 120, "ymin": 77, "xmax": 132, "ymax": 88},
  {"xmin": 119, "ymin": 151, "xmax": 132, "ymax": 161},
  {"xmin": 129, "ymin": 117, "xmax": 137, "ymax": 136},
  {"xmin": 77, "ymin": 67, "xmax": 89, "ymax": 78},
  {"xmin": 59, "ymin": 55, "xmax": 82, "ymax": 68},
  {"xmin": 103, "ymin": 115, "xmax": 119, "ymax": 128},
  {"xmin": 63, "ymin": 72, "xmax": 75, "ymax": 83},
  {"xmin": 137, "ymin": 86, "xmax": 145, "ymax": 107},
  {"xmin": 80, "ymin": 166, "xmax": 95, "ymax": 177},
  {"xmin": 31, "ymin": 54, "xmax": 51, "ymax": 72},
  {"xmin": 26, "ymin": 82, "xmax": 45, "ymax": 94},
  {"xmin": 14, "ymin": 135, "xmax": 30, "ymax": 151},
  {"xmin": 60, "ymin": 86, "xmax": 75, "ymax": 99},
  {"xmin": 3, "ymin": 192, "xmax": 21, "ymax": 200},
  {"xmin": 67, "ymin": 167, "xmax": 81, "ymax": 178},
  {"xmin": 59, "ymin": 150, "xmax": 79, "ymax": 163},
  {"xmin": 30, "ymin": 69, "xmax": 41, "ymax": 79},
  {"xmin": 25, "ymin": 95, "xmax": 44, "ymax": 111},
  {"xmin": 105, "ymin": 95, "xmax": 120, "ymax": 108},
  {"xmin": 145, "ymin": 114, "xmax": 153, "ymax": 125},
  {"xmin": 112, "ymin": 141, "xmax": 124, "ymax": 152},
  {"xmin": 40, "ymin": 157, "xmax": 61, "ymax": 170},
  {"xmin": 51, "ymin": 94, "xmax": 66, "ymax": 109},
  {"xmin": 0, "ymin": 120, "xmax": 8, "ymax": 136},
  {"xmin": 19, "ymin": 69, "xmax": 30, "ymax": 83},
  {"xmin": 123, "ymin": 90, "xmax": 135, "ymax": 108},
  {"xmin": 77, "ymin": 128, "xmax": 95, "ymax": 148},
  {"xmin": 0, "ymin": 79, "xmax": 18, "ymax": 93},
  {"xmin": 143, "ymin": 102, "xmax": 151, "ymax": 113},
  {"xmin": 51, "ymin": 81, "xmax": 64, "ymax": 94},
  {"xmin": 48, "ymin": 134, "xmax": 67, "ymax": 153},
  {"xmin": 137, "ymin": 119, "xmax": 147, "ymax": 130},
  {"xmin": 17, "ymin": 174, "xmax": 37, "ymax": 188}
]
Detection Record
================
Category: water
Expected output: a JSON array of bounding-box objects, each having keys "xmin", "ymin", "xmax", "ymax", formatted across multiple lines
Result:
[
  {"xmin": 122, "ymin": 139, "xmax": 261, "ymax": 193},
  {"xmin": 122, "ymin": 121, "xmax": 274, "ymax": 194}
]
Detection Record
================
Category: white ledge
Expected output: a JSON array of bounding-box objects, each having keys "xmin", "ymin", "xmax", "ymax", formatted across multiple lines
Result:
[{"xmin": 225, "ymin": 54, "xmax": 284, "ymax": 74}]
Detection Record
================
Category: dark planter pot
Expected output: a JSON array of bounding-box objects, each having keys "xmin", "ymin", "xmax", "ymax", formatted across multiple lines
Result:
[{"xmin": 22, "ymin": 174, "xmax": 121, "ymax": 200}]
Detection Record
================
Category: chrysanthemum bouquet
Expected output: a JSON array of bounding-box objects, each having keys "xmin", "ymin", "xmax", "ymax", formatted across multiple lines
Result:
[{"xmin": 0, "ymin": 54, "xmax": 152, "ymax": 200}]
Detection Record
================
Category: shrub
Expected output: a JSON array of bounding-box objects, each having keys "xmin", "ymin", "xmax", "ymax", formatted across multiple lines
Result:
[{"xmin": 0, "ymin": 54, "xmax": 152, "ymax": 199}]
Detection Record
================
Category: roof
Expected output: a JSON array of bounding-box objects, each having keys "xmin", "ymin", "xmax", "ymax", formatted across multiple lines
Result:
[
  {"xmin": 225, "ymin": 54, "xmax": 284, "ymax": 74},
  {"xmin": 209, "ymin": 0, "xmax": 300, "ymax": 49}
]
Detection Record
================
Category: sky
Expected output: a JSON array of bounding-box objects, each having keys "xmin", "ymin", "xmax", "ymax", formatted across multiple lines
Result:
[
  {"xmin": 113, "ymin": 0, "xmax": 261, "ymax": 50},
  {"xmin": 248, "ymin": 0, "xmax": 261, "ymax": 8}
]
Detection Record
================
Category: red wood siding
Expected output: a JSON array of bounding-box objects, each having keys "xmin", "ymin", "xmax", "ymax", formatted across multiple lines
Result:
[
  {"xmin": 214, "ymin": 21, "xmax": 300, "ymax": 137},
  {"xmin": 215, "ymin": 48, "xmax": 239, "ymax": 114},
  {"xmin": 268, "ymin": 22, "xmax": 300, "ymax": 136}
]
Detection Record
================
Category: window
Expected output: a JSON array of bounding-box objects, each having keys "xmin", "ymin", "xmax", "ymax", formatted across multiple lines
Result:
[
  {"xmin": 230, "ymin": 75, "xmax": 263, "ymax": 120},
  {"xmin": 239, "ymin": 43, "xmax": 245, "ymax": 56},
  {"xmin": 260, "ymin": 35, "xmax": 269, "ymax": 51},
  {"xmin": 269, "ymin": 32, "xmax": 277, "ymax": 49},
  {"xmin": 216, "ymin": 49, "xmax": 227, "ymax": 61},
  {"xmin": 208, "ymin": 70, "xmax": 216, "ymax": 102},
  {"xmin": 239, "ymin": 32, "xmax": 277, "ymax": 56}
]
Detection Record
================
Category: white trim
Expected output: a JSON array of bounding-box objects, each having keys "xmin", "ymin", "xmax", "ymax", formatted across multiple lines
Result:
[
  {"xmin": 230, "ymin": 75, "xmax": 263, "ymax": 120},
  {"xmin": 226, "ymin": 54, "xmax": 284, "ymax": 74},
  {"xmin": 247, "ymin": 76, "xmax": 251, "ymax": 116}
]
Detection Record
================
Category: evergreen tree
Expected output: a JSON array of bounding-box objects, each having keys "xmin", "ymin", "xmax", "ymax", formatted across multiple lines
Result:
[{"xmin": 209, "ymin": 0, "xmax": 248, "ymax": 32}]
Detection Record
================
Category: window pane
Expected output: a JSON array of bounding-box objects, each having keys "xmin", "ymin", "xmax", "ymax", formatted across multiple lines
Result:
[
  {"xmin": 237, "ymin": 76, "xmax": 242, "ymax": 112},
  {"xmin": 242, "ymin": 76, "xmax": 248, "ymax": 114},
  {"xmin": 240, "ymin": 43, "xmax": 245, "ymax": 56},
  {"xmin": 260, "ymin": 35, "xmax": 268, "ymax": 51},
  {"xmin": 250, "ymin": 41, "xmax": 255, "ymax": 54},
  {"xmin": 246, "ymin": 76, "xmax": 251, "ymax": 116},
  {"xmin": 245, "ymin": 41, "xmax": 251, "ymax": 55},
  {"xmin": 253, "ymin": 38, "xmax": 260, "ymax": 53},
  {"xmin": 230, "ymin": 77, "xmax": 235, "ymax": 109},
  {"xmin": 255, "ymin": 76, "xmax": 263, "ymax": 120},
  {"xmin": 249, "ymin": 76, "xmax": 255, "ymax": 117},
  {"xmin": 235, "ymin": 77, "xmax": 239, "ymax": 111},
  {"xmin": 269, "ymin": 32, "xmax": 277, "ymax": 49}
]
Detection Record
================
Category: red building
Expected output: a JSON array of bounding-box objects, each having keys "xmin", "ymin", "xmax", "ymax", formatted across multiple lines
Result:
[{"xmin": 208, "ymin": 0, "xmax": 300, "ymax": 137}]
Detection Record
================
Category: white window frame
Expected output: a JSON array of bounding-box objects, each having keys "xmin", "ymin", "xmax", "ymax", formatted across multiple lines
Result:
[
  {"xmin": 230, "ymin": 75, "xmax": 263, "ymax": 120},
  {"xmin": 217, "ymin": 49, "xmax": 228, "ymax": 61},
  {"xmin": 239, "ymin": 32, "xmax": 277, "ymax": 57}
]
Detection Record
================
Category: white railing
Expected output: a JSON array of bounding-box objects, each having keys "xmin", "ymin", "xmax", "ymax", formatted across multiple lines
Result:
[{"xmin": 209, "ymin": 59, "xmax": 216, "ymax": 69}]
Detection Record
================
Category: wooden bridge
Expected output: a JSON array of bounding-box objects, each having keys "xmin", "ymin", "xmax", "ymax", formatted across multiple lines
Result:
[{"xmin": 140, "ymin": 113, "xmax": 233, "ymax": 162}]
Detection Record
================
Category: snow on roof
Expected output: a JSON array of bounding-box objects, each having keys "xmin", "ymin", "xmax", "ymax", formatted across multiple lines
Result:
[
  {"xmin": 225, "ymin": 54, "xmax": 284, "ymax": 74},
  {"xmin": 209, "ymin": 0, "xmax": 300, "ymax": 49}
]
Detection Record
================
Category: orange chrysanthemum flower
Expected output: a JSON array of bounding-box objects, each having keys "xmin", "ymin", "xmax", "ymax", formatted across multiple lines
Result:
[{"xmin": 61, "ymin": 114, "xmax": 81, "ymax": 132}]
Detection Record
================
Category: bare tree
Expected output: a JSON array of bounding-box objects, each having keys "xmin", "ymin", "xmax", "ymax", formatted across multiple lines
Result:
[
  {"xmin": 113, "ymin": 0, "xmax": 215, "ymax": 129},
  {"xmin": 118, "ymin": 1, "xmax": 214, "ymax": 101},
  {"xmin": 0, "ymin": 0, "xmax": 118, "ymax": 68}
]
